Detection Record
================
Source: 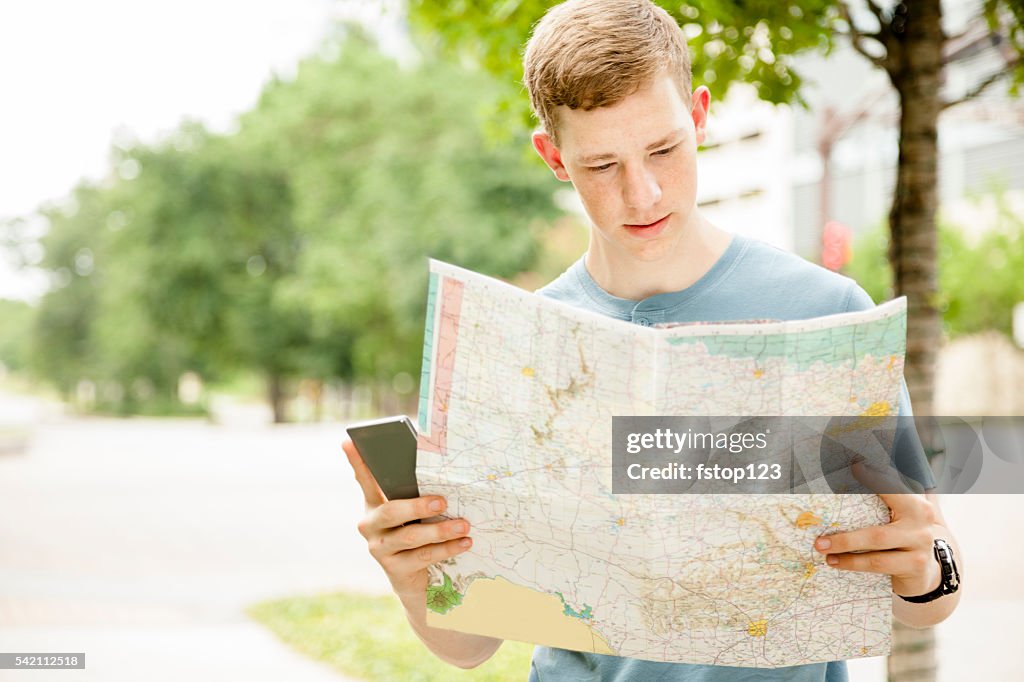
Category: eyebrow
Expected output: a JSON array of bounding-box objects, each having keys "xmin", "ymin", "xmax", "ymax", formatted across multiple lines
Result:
[{"xmin": 577, "ymin": 128, "xmax": 686, "ymax": 165}]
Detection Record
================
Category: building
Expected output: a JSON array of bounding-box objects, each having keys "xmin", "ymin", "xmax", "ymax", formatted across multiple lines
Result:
[{"xmin": 697, "ymin": 3, "xmax": 1024, "ymax": 262}]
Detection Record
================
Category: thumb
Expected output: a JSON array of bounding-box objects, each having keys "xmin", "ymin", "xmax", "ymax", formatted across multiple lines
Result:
[{"xmin": 342, "ymin": 437, "xmax": 387, "ymax": 508}]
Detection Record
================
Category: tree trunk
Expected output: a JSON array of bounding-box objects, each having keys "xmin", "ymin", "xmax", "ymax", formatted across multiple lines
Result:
[
  {"xmin": 268, "ymin": 373, "xmax": 287, "ymax": 424},
  {"xmin": 884, "ymin": 2, "xmax": 943, "ymax": 680},
  {"xmin": 887, "ymin": 0, "xmax": 943, "ymax": 418}
]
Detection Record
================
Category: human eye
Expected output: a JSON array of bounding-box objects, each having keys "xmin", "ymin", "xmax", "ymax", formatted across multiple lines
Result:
[
  {"xmin": 588, "ymin": 162, "xmax": 615, "ymax": 173},
  {"xmin": 652, "ymin": 144, "xmax": 680, "ymax": 157}
]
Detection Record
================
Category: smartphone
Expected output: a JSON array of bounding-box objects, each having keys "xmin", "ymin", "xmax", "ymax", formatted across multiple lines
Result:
[{"xmin": 345, "ymin": 415, "xmax": 420, "ymax": 502}]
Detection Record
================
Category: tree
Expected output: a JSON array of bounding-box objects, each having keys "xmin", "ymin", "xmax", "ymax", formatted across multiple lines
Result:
[
  {"xmin": 405, "ymin": 1, "xmax": 1024, "ymax": 679},
  {"xmin": 30, "ymin": 183, "xmax": 114, "ymax": 401},
  {"xmin": 0, "ymin": 299, "xmax": 34, "ymax": 374},
  {"xmin": 22, "ymin": 26, "xmax": 560, "ymax": 419},
  {"xmin": 108, "ymin": 123, "xmax": 313, "ymax": 421},
  {"xmin": 237, "ymin": 26, "xmax": 561, "ymax": 405}
]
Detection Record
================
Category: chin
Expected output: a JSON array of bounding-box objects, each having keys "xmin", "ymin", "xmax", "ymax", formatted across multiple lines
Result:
[{"xmin": 626, "ymin": 242, "xmax": 674, "ymax": 261}]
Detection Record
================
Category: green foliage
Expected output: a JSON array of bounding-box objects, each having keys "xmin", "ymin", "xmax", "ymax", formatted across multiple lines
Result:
[
  {"xmin": 983, "ymin": 0, "xmax": 1024, "ymax": 95},
  {"xmin": 28, "ymin": 130, "xmax": 293, "ymax": 408},
  {"xmin": 0, "ymin": 299, "xmax": 34, "ymax": 372},
  {"xmin": 843, "ymin": 226, "xmax": 892, "ymax": 306},
  {"xmin": 406, "ymin": 0, "xmax": 848, "ymax": 131},
  {"xmin": 407, "ymin": 1, "xmax": 1024, "ymax": 149},
  {"xmin": 940, "ymin": 202, "xmax": 1024, "ymax": 338},
  {"xmin": 677, "ymin": 1, "xmax": 841, "ymax": 103},
  {"xmin": 846, "ymin": 202, "xmax": 1024, "ymax": 339},
  {"xmin": 31, "ymin": 183, "xmax": 109, "ymax": 397},
  {"xmin": 248, "ymin": 590, "xmax": 534, "ymax": 682},
  {"xmin": 20, "ymin": 26, "xmax": 559, "ymax": 415},
  {"xmin": 238, "ymin": 26, "xmax": 559, "ymax": 383},
  {"xmin": 111, "ymin": 124, "xmax": 312, "ymax": 386}
]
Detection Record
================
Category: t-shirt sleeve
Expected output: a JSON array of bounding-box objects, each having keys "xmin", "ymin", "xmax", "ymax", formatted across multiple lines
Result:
[
  {"xmin": 893, "ymin": 381, "xmax": 938, "ymax": 491},
  {"xmin": 842, "ymin": 280, "xmax": 877, "ymax": 313}
]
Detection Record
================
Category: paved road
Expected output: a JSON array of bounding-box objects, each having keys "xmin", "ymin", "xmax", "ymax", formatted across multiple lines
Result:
[
  {"xmin": 1, "ymin": 391, "xmax": 1021, "ymax": 681},
  {"xmin": 0, "ymin": 393, "xmax": 386, "ymax": 681}
]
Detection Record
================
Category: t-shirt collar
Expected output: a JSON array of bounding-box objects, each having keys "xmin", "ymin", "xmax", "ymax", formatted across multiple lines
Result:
[{"xmin": 571, "ymin": 234, "xmax": 747, "ymax": 322}]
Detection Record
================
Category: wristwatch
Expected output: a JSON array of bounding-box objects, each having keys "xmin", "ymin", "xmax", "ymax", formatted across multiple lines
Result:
[{"xmin": 899, "ymin": 538, "xmax": 960, "ymax": 603}]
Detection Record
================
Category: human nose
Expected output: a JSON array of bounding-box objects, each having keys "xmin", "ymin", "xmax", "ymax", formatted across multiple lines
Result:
[{"xmin": 621, "ymin": 163, "xmax": 662, "ymax": 210}]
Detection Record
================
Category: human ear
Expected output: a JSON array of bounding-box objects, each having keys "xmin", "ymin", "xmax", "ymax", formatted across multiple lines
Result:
[
  {"xmin": 690, "ymin": 86, "xmax": 711, "ymax": 146},
  {"xmin": 532, "ymin": 131, "xmax": 571, "ymax": 182}
]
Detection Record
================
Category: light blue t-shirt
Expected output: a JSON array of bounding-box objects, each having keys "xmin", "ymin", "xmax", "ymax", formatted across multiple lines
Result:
[{"xmin": 529, "ymin": 234, "xmax": 932, "ymax": 682}]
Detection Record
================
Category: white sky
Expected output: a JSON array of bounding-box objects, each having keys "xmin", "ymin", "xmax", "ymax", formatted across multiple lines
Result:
[{"xmin": 0, "ymin": 0, "xmax": 404, "ymax": 301}]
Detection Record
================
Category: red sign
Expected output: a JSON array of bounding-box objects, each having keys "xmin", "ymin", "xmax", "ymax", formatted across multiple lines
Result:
[{"xmin": 822, "ymin": 221, "xmax": 852, "ymax": 271}]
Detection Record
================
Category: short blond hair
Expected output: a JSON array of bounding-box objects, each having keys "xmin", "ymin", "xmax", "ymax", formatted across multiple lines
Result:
[{"xmin": 523, "ymin": 0, "xmax": 693, "ymax": 145}]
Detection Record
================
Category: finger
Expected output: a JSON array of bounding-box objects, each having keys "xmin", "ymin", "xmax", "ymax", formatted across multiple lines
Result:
[
  {"xmin": 386, "ymin": 536, "xmax": 474, "ymax": 574},
  {"xmin": 824, "ymin": 549, "xmax": 916, "ymax": 576},
  {"xmin": 343, "ymin": 437, "xmax": 387, "ymax": 508},
  {"xmin": 815, "ymin": 522, "xmax": 926, "ymax": 555},
  {"xmin": 368, "ymin": 495, "xmax": 448, "ymax": 533},
  {"xmin": 381, "ymin": 517, "xmax": 471, "ymax": 555}
]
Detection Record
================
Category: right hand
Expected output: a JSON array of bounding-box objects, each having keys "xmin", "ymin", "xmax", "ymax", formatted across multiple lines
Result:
[{"xmin": 343, "ymin": 437, "xmax": 473, "ymax": 601}]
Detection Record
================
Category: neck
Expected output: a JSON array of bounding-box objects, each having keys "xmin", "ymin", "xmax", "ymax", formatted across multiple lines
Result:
[{"xmin": 584, "ymin": 211, "xmax": 732, "ymax": 300}]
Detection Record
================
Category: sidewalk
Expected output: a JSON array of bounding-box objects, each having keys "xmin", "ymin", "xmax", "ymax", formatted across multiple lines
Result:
[{"xmin": 0, "ymin": 402, "xmax": 377, "ymax": 681}]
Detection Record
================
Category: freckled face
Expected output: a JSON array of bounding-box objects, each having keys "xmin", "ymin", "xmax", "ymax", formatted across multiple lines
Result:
[{"xmin": 534, "ymin": 75, "xmax": 709, "ymax": 263}]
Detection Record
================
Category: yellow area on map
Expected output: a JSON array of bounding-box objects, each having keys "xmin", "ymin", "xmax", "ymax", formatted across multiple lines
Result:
[
  {"xmin": 823, "ymin": 400, "xmax": 896, "ymax": 439},
  {"xmin": 522, "ymin": 367, "xmax": 535, "ymax": 377},
  {"xmin": 747, "ymin": 620, "xmax": 768, "ymax": 637},
  {"xmin": 863, "ymin": 401, "xmax": 892, "ymax": 416},
  {"xmin": 427, "ymin": 576, "xmax": 615, "ymax": 655},
  {"xmin": 795, "ymin": 511, "xmax": 823, "ymax": 529}
]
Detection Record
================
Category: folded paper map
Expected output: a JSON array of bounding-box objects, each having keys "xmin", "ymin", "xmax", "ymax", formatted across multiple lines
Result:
[{"xmin": 416, "ymin": 259, "xmax": 905, "ymax": 668}]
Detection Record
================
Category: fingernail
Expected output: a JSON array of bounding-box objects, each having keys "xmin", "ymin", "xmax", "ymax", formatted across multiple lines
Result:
[
  {"xmin": 816, "ymin": 538, "xmax": 831, "ymax": 551},
  {"xmin": 454, "ymin": 521, "xmax": 468, "ymax": 534},
  {"xmin": 459, "ymin": 538, "xmax": 471, "ymax": 548},
  {"xmin": 827, "ymin": 555, "xmax": 839, "ymax": 565},
  {"xmin": 429, "ymin": 499, "xmax": 444, "ymax": 512}
]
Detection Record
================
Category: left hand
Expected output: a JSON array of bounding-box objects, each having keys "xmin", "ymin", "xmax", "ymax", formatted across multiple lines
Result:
[{"xmin": 814, "ymin": 460, "xmax": 943, "ymax": 597}]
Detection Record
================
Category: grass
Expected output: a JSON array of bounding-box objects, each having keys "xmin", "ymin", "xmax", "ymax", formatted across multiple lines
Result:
[{"xmin": 247, "ymin": 591, "xmax": 535, "ymax": 682}]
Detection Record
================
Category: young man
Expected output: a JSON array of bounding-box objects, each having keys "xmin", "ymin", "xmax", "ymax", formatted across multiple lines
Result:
[{"xmin": 343, "ymin": 0, "xmax": 962, "ymax": 679}]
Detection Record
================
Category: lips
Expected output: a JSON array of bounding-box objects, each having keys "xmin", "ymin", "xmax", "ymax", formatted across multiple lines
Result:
[{"xmin": 624, "ymin": 214, "xmax": 670, "ymax": 237}]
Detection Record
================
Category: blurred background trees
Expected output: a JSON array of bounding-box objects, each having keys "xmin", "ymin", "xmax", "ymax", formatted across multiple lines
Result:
[
  {"xmin": 0, "ymin": 26, "xmax": 562, "ymax": 421},
  {"xmin": 847, "ymin": 196, "xmax": 1024, "ymax": 341}
]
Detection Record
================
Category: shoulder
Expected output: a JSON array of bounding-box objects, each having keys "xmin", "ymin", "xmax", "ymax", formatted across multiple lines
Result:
[
  {"xmin": 737, "ymin": 238, "xmax": 875, "ymax": 317},
  {"xmin": 534, "ymin": 258, "xmax": 585, "ymax": 303}
]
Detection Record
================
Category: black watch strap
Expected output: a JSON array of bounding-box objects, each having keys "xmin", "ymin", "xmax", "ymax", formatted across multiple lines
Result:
[{"xmin": 899, "ymin": 538, "xmax": 960, "ymax": 604}]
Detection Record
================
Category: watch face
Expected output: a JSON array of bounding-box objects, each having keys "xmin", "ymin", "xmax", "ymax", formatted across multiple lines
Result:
[
  {"xmin": 934, "ymin": 539, "xmax": 960, "ymax": 592},
  {"xmin": 900, "ymin": 539, "xmax": 960, "ymax": 603}
]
